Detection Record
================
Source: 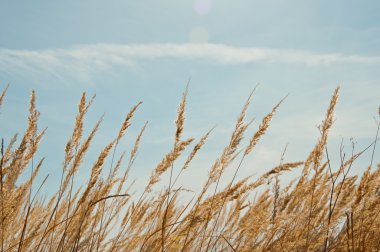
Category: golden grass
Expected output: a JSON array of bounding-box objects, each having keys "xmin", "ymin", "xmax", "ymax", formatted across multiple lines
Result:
[{"xmin": 0, "ymin": 84, "xmax": 379, "ymax": 252}]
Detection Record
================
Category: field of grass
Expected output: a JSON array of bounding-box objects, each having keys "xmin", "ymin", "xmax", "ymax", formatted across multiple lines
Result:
[{"xmin": 0, "ymin": 84, "xmax": 379, "ymax": 252}]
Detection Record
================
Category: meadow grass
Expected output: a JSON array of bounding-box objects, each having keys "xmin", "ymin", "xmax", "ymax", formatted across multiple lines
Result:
[{"xmin": 0, "ymin": 84, "xmax": 379, "ymax": 251}]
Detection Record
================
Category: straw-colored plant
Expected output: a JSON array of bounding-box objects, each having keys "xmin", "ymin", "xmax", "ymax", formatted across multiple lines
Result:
[{"xmin": 0, "ymin": 83, "xmax": 379, "ymax": 252}]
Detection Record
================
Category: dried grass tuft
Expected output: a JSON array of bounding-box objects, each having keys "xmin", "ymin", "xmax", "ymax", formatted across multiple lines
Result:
[{"xmin": 0, "ymin": 83, "xmax": 378, "ymax": 252}]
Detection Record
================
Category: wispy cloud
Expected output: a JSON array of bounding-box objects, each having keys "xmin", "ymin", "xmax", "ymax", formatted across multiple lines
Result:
[{"xmin": 1, "ymin": 43, "xmax": 380, "ymax": 77}]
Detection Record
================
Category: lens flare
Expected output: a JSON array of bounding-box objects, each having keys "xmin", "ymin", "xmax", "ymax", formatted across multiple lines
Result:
[
  {"xmin": 189, "ymin": 27, "xmax": 209, "ymax": 43},
  {"xmin": 194, "ymin": 0, "xmax": 213, "ymax": 15}
]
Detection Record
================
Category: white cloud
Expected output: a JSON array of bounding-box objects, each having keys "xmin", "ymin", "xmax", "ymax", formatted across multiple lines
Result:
[{"xmin": 1, "ymin": 43, "xmax": 380, "ymax": 79}]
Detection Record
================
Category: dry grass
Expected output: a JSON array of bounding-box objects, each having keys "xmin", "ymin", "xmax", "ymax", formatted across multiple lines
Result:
[{"xmin": 0, "ymin": 84, "xmax": 379, "ymax": 252}]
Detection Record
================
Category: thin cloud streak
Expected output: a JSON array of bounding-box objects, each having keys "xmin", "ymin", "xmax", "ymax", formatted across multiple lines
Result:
[{"xmin": 1, "ymin": 43, "xmax": 380, "ymax": 77}]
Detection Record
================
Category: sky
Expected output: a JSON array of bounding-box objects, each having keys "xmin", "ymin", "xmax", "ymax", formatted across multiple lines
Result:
[{"xmin": 0, "ymin": 0, "xmax": 379, "ymax": 194}]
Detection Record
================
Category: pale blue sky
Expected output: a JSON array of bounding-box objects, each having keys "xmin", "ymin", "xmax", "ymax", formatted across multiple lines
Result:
[{"xmin": 0, "ymin": 1, "xmax": 379, "ymax": 192}]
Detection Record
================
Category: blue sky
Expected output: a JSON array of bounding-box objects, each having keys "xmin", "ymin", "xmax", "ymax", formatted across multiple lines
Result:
[{"xmin": 0, "ymin": 0, "xmax": 379, "ymax": 193}]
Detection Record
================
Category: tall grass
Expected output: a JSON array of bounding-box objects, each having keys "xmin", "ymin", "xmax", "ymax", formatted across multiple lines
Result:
[{"xmin": 0, "ymin": 84, "xmax": 379, "ymax": 251}]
